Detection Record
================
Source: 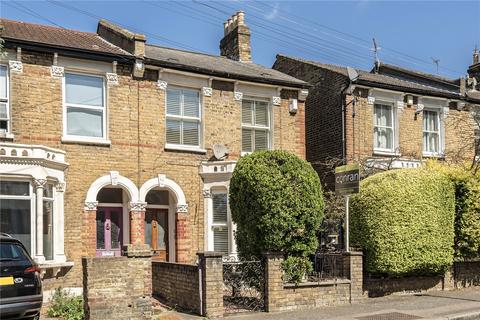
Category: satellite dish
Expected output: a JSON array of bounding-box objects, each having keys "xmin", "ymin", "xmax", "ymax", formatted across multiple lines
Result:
[
  {"xmin": 347, "ymin": 66, "xmax": 359, "ymax": 82},
  {"xmin": 213, "ymin": 144, "xmax": 229, "ymax": 160}
]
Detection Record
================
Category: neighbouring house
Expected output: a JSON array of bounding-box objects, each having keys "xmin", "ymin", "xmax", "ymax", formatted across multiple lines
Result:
[
  {"xmin": 0, "ymin": 12, "xmax": 308, "ymax": 295},
  {"xmin": 273, "ymin": 54, "xmax": 480, "ymax": 186}
]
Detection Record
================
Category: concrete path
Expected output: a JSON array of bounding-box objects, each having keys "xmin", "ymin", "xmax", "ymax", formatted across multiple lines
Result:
[{"xmin": 157, "ymin": 288, "xmax": 480, "ymax": 319}]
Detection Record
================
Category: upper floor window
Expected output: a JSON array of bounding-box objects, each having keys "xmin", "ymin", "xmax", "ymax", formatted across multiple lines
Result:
[
  {"xmin": 166, "ymin": 87, "xmax": 201, "ymax": 148},
  {"xmin": 242, "ymin": 99, "xmax": 270, "ymax": 153},
  {"xmin": 373, "ymin": 103, "xmax": 395, "ymax": 152},
  {"xmin": 423, "ymin": 109, "xmax": 441, "ymax": 156},
  {"xmin": 0, "ymin": 65, "xmax": 10, "ymax": 133},
  {"xmin": 64, "ymin": 73, "xmax": 105, "ymax": 140}
]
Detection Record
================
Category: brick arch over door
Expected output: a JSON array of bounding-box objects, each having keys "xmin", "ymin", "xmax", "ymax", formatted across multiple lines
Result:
[
  {"xmin": 139, "ymin": 174, "xmax": 187, "ymax": 211},
  {"xmin": 85, "ymin": 171, "xmax": 139, "ymax": 204}
]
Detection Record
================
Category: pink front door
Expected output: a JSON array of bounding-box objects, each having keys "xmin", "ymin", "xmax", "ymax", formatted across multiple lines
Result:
[{"xmin": 96, "ymin": 207, "xmax": 123, "ymax": 257}]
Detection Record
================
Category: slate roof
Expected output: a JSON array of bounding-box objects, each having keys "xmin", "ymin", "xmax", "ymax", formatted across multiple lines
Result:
[
  {"xmin": 145, "ymin": 45, "xmax": 308, "ymax": 88},
  {"xmin": 0, "ymin": 18, "xmax": 132, "ymax": 57},
  {"xmin": 277, "ymin": 55, "xmax": 472, "ymax": 100}
]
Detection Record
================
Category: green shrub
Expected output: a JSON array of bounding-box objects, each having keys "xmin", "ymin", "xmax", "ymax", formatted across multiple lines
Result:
[
  {"xmin": 230, "ymin": 150, "xmax": 324, "ymax": 283},
  {"xmin": 47, "ymin": 287, "xmax": 84, "ymax": 320},
  {"xmin": 351, "ymin": 169, "xmax": 455, "ymax": 276},
  {"xmin": 425, "ymin": 161, "xmax": 480, "ymax": 259}
]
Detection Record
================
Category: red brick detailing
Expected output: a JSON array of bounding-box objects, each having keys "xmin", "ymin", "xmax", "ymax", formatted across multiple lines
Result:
[
  {"xmin": 82, "ymin": 210, "xmax": 97, "ymax": 257},
  {"xmin": 129, "ymin": 210, "xmax": 145, "ymax": 246},
  {"xmin": 175, "ymin": 212, "xmax": 190, "ymax": 263}
]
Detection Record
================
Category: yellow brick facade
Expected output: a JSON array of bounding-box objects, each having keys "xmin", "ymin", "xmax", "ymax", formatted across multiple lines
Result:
[{"xmin": 2, "ymin": 50, "xmax": 305, "ymax": 290}]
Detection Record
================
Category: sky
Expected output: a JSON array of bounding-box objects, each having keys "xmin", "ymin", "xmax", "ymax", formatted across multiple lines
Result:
[{"xmin": 1, "ymin": 1, "xmax": 479, "ymax": 79}]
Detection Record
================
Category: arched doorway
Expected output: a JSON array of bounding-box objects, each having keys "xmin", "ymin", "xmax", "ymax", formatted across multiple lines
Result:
[
  {"xmin": 84, "ymin": 171, "xmax": 140, "ymax": 257},
  {"xmin": 140, "ymin": 175, "xmax": 188, "ymax": 263}
]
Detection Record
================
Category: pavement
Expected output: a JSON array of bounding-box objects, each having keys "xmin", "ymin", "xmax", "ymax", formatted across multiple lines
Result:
[{"xmin": 156, "ymin": 288, "xmax": 480, "ymax": 320}]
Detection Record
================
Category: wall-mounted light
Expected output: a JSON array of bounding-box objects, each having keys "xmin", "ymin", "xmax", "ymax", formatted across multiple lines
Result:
[{"xmin": 289, "ymin": 98, "xmax": 298, "ymax": 114}]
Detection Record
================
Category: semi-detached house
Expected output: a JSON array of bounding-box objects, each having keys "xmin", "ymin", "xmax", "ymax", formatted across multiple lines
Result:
[
  {"xmin": 274, "ymin": 55, "xmax": 480, "ymax": 186},
  {"xmin": 0, "ymin": 13, "xmax": 308, "ymax": 293}
]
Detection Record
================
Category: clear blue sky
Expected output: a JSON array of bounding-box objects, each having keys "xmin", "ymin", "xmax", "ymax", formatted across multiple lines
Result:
[{"xmin": 1, "ymin": 1, "xmax": 479, "ymax": 79}]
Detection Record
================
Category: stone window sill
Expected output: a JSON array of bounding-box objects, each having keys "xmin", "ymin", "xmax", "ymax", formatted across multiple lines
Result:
[
  {"xmin": 61, "ymin": 136, "xmax": 111, "ymax": 147},
  {"xmin": 165, "ymin": 144, "xmax": 207, "ymax": 154},
  {"xmin": 38, "ymin": 261, "xmax": 74, "ymax": 277},
  {"xmin": 0, "ymin": 132, "xmax": 15, "ymax": 141},
  {"xmin": 373, "ymin": 150, "xmax": 401, "ymax": 157}
]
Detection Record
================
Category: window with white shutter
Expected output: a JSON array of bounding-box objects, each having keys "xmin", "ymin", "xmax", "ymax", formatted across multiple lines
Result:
[
  {"xmin": 242, "ymin": 99, "xmax": 270, "ymax": 153},
  {"xmin": 166, "ymin": 87, "xmax": 201, "ymax": 148},
  {"xmin": 64, "ymin": 73, "xmax": 106, "ymax": 140},
  {"xmin": 212, "ymin": 191, "xmax": 229, "ymax": 254},
  {"xmin": 423, "ymin": 109, "xmax": 441, "ymax": 155},
  {"xmin": 0, "ymin": 65, "xmax": 10, "ymax": 134},
  {"xmin": 373, "ymin": 103, "xmax": 395, "ymax": 152}
]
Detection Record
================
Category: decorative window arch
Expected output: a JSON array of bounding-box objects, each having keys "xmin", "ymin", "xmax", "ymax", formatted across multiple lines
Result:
[
  {"xmin": 139, "ymin": 174, "xmax": 187, "ymax": 213},
  {"xmin": 85, "ymin": 171, "xmax": 138, "ymax": 208}
]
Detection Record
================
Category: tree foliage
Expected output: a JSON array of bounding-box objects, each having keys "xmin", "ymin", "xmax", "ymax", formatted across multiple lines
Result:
[
  {"xmin": 351, "ymin": 169, "xmax": 455, "ymax": 276},
  {"xmin": 230, "ymin": 150, "xmax": 324, "ymax": 282}
]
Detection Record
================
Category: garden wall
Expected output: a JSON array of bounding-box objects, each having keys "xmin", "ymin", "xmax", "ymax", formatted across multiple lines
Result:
[
  {"xmin": 364, "ymin": 261, "xmax": 480, "ymax": 297},
  {"xmin": 151, "ymin": 261, "xmax": 200, "ymax": 314},
  {"xmin": 265, "ymin": 252, "xmax": 364, "ymax": 312}
]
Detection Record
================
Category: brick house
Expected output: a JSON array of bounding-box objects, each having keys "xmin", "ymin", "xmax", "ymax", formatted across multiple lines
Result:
[
  {"xmin": 0, "ymin": 12, "xmax": 308, "ymax": 293},
  {"xmin": 273, "ymin": 54, "xmax": 480, "ymax": 186}
]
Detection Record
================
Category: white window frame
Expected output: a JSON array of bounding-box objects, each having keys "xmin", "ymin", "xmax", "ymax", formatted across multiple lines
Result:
[
  {"xmin": 0, "ymin": 64, "xmax": 11, "ymax": 136},
  {"xmin": 62, "ymin": 71, "xmax": 108, "ymax": 144},
  {"xmin": 0, "ymin": 179, "xmax": 35, "ymax": 256},
  {"xmin": 373, "ymin": 102, "xmax": 397, "ymax": 154},
  {"xmin": 207, "ymin": 188, "xmax": 236, "ymax": 255},
  {"xmin": 422, "ymin": 108, "xmax": 443, "ymax": 157},
  {"xmin": 42, "ymin": 183, "xmax": 55, "ymax": 261},
  {"xmin": 165, "ymin": 86, "xmax": 204, "ymax": 152},
  {"xmin": 241, "ymin": 97, "xmax": 272, "ymax": 155}
]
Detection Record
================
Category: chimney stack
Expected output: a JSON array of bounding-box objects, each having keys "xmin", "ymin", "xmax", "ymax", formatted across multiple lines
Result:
[{"xmin": 220, "ymin": 11, "xmax": 251, "ymax": 63}]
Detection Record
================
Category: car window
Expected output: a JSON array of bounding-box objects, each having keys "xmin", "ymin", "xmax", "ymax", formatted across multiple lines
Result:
[{"xmin": 0, "ymin": 243, "xmax": 30, "ymax": 262}]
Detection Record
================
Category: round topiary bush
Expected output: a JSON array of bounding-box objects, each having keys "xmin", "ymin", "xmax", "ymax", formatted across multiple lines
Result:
[
  {"xmin": 230, "ymin": 150, "xmax": 324, "ymax": 282},
  {"xmin": 351, "ymin": 168, "xmax": 455, "ymax": 276}
]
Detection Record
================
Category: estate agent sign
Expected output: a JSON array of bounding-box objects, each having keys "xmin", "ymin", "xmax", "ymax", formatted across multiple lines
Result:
[{"xmin": 335, "ymin": 163, "xmax": 360, "ymax": 252}]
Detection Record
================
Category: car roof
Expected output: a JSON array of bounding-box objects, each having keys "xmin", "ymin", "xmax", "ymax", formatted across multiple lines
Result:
[{"xmin": 0, "ymin": 233, "xmax": 23, "ymax": 243}]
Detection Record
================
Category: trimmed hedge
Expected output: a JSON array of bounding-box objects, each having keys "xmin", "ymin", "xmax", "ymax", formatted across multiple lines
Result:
[
  {"xmin": 351, "ymin": 169, "xmax": 455, "ymax": 276},
  {"xmin": 230, "ymin": 150, "xmax": 324, "ymax": 282},
  {"xmin": 425, "ymin": 162, "xmax": 480, "ymax": 259}
]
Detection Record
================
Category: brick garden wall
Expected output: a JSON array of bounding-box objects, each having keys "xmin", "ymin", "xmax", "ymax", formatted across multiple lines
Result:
[
  {"xmin": 364, "ymin": 261, "xmax": 480, "ymax": 297},
  {"xmin": 264, "ymin": 252, "xmax": 364, "ymax": 313},
  {"xmin": 82, "ymin": 250, "xmax": 152, "ymax": 320},
  {"xmin": 151, "ymin": 261, "xmax": 200, "ymax": 314}
]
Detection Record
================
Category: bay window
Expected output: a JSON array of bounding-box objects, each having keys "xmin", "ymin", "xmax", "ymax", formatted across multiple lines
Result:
[
  {"xmin": 64, "ymin": 73, "xmax": 106, "ymax": 140},
  {"xmin": 373, "ymin": 103, "xmax": 395, "ymax": 152},
  {"xmin": 0, "ymin": 181, "xmax": 32, "ymax": 253},
  {"xmin": 0, "ymin": 65, "xmax": 10, "ymax": 134},
  {"xmin": 423, "ymin": 109, "xmax": 441, "ymax": 156},
  {"xmin": 166, "ymin": 87, "xmax": 201, "ymax": 148},
  {"xmin": 242, "ymin": 99, "xmax": 271, "ymax": 153}
]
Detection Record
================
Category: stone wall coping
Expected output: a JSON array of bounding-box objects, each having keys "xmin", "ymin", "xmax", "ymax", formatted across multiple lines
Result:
[
  {"xmin": 152, "ymin": 261, "xmax": 198, "ymax": 268},
  {"xmin": 263, "ymin": 252, "xmax": 284, "ymax": 258},
  {"xmin": 343, "ymin": 251, "xmax": 363, "ymax": 257},
  {"xmin": 196, "ymin": 251, "xmax": 224, "ymax": 258},
  {"xmin": 283, "ymin": 279, "xmax": 351, "ymax": 289}
]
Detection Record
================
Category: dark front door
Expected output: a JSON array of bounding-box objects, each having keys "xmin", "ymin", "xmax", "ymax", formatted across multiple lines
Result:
[
  {"xmin": 96, "ymin": 207, "xmax": 123, "ymax": 257},
  {"xmin": 145, "ymin": 209, "xmax": 168, "ymax": 261}
]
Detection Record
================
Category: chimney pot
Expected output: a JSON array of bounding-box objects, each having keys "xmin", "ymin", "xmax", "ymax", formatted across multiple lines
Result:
[
  {"xmin": 237, "ymin": 11, "xmax": 245, "ymax": 25},
  {"xmin": 474, "ymin": 46, "xmax": 479, "ymax": 65}
]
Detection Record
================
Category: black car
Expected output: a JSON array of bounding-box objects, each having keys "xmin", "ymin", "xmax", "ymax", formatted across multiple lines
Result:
[{"xmin": 0, "ymin": 234, "xmax": 42, "ymax": 320}]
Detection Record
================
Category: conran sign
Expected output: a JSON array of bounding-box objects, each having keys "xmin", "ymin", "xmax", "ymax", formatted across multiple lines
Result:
[{"xmin": 335, "ymin": 163, "xmax": 360, "ymax": 195}]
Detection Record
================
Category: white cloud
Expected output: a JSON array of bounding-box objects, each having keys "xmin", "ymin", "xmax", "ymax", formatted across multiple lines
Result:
[{"xmin": 264, "ymin": 3, "xmax": 279, "ymax": 20}]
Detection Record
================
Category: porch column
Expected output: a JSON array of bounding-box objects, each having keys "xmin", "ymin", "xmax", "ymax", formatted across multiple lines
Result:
[
  {"xmin": 129, "ymin": 202, "xmax": 147, "ymax": 246},
  {"xmin": 33, "ymin": 178, "xmax": 46, "ymax": 263},
  {"xmin": 83, "ymin": 201, "xmax": 98, "ymax": 257},
  {"xmin": 175, "ymin": 204, "xmax": 189, "ymax": 263}
]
